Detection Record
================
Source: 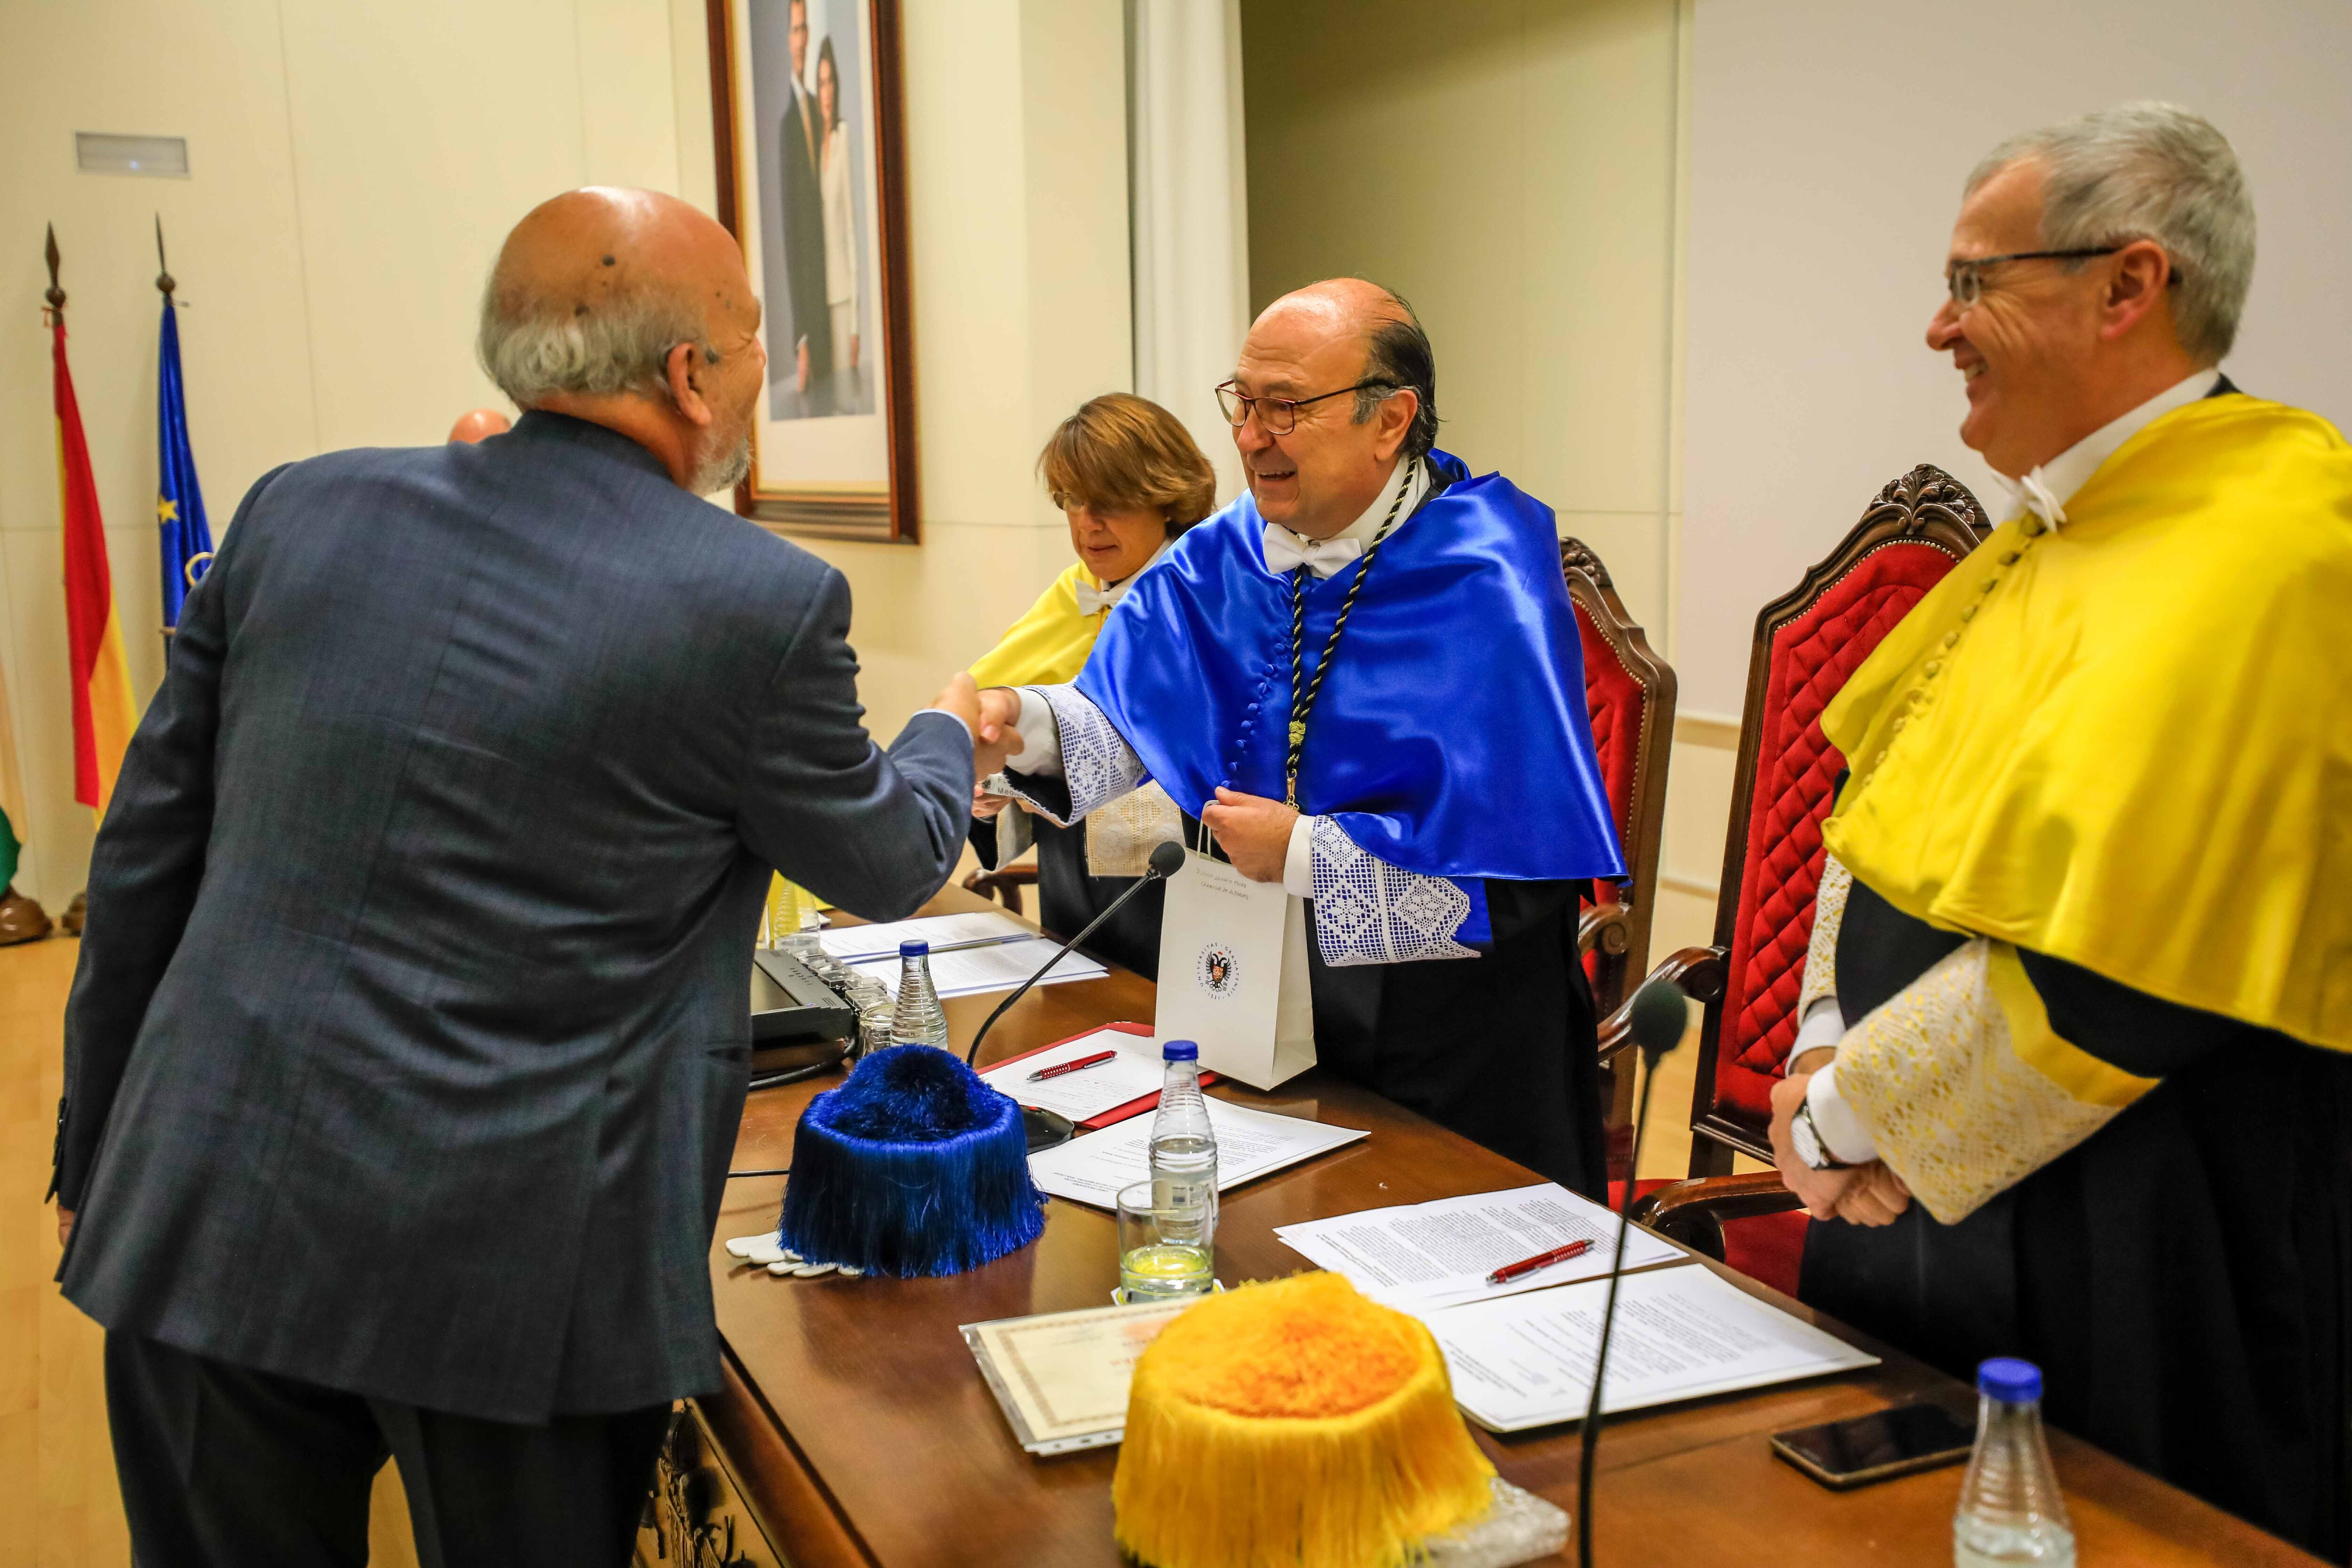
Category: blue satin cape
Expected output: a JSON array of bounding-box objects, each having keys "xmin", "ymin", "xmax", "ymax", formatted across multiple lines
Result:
[{"xmin": 1074, "ymin": 450, "xmax": 1625, "ymax": 888}]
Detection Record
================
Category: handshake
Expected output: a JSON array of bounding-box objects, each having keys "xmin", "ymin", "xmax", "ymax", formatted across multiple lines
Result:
[{"xmin": 932, "ymin": 675, "xmax": 1026, "ymax": 782}]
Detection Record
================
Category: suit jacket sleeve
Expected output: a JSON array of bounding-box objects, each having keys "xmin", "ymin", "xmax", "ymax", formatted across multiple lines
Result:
[
  {"xmin": 737, "ymin": 566, "xmax": 970, "ymax": 920},
  {"xmin": 52, "ymin": 467, "xmax": 277, "ymax": 1208}
]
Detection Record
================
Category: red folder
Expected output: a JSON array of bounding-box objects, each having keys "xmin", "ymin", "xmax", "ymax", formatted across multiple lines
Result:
[{"xmin": 982, "ymin": 1021, "xmax": 1214, "ymax": 1129}]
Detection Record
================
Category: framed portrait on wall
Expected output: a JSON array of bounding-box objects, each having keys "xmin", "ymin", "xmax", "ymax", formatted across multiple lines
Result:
[{"xmin": 707, "ymin": 0, "xmax": 917, "ymax": 542}]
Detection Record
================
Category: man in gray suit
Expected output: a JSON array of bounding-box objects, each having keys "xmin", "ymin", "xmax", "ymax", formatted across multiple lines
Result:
[{"xmin": 50, "ymin": 188, "xmax": 1003, "ymax": 1566}]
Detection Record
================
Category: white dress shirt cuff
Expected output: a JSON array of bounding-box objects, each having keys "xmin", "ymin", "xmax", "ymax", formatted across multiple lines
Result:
[
  {"xmin": 1009, "ymin": 687, "xmax": 1064, "ymax": 777},
  {"xmin": 1805, "ymin": 1059, "xmax": 1880, "ymax": 1166},
  {"xmin": 1282, "ymin": 814, "xmax": 1315, "ymax": 897},
  {"xmin": 1787, "ymin": 996, "xmax": 1845, "ymax": 1071}
]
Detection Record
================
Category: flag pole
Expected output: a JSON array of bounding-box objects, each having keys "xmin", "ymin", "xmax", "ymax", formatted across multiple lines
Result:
[
  {"xmin": 156, "ymin": 216, "xmax": 175, "ymax": 656},
  {"xmin": 43, "ymin": 223, "xmax": 64, "ymax": 320}
]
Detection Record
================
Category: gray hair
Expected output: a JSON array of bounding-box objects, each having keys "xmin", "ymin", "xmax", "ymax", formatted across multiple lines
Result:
[
  {"xmin": 476, "ymin": 267, "xmax": 718, "ymax": 407},
  {"xmin": 1966, "ymin": 102, "xmax": 2254, "ymax": 365}
]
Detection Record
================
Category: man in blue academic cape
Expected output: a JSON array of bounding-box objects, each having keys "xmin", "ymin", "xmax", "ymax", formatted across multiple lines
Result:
[{"xmin": 979, "ymin": 279, "xmax": 1626, "ymax": 1194}]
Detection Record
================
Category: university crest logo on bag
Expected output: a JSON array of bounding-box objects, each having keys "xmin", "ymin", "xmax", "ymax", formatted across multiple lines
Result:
[{"xmin": 1196, "ymin": 942, "xmax": 1240, "ymax": 997}]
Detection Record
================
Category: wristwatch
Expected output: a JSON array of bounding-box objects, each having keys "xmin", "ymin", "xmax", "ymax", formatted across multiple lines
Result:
[{"xmin": 1790, "ymin": 1096, "xmax": 1855, "ymax": 1171}]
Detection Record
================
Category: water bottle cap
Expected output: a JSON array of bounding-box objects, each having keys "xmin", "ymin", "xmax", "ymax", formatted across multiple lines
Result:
[
  {"xmin": 899, "ymin": 939, "xmax": 929, "ymax": 958},
  {"xmin": 1162, "ymin": 1040, "xmax": 1199, "ymax": 1061},
  {"xmin": 1977, "ymin": 1357, "xmax": 2042, "ymax": 1403}
]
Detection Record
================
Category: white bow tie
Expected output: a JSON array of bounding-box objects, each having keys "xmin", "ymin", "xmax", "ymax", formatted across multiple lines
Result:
[
  {"xmin": 1262, "ymin": 527, "xmax": 1364, "ymax": 578},
  {"xmin": 1073, "ymin": 578, "xmax": 1115, "ymax": 615},
  {"xmin": 1999, "ymin": 468, "xmax": 2068, "ymax": 529}
]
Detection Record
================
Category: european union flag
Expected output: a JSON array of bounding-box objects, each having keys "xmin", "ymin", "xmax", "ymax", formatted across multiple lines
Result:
[{"xmin": 156, "ymin": 296, "xmax": 214, "ymax": 630}]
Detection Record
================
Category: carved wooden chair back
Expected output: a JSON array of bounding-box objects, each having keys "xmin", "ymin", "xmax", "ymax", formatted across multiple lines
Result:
[
  {"xmin": 1562, "ymin": 538, "xmax": 1678, "ymax": 1020},
  {"xmin": 1677, "ymin": 467, "xmax": 1988, "ymax": 1172}
]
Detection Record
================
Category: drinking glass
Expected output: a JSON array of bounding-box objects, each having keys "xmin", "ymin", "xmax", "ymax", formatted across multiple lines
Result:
[{"xmin": 1116, "ymin": 1180, "xmax": 1215, "ymax": 1301}]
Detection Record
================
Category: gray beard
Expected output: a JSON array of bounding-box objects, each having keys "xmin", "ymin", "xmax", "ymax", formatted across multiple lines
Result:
[{"xmin": 690, "ymin": 434, "xmax": 752, "ymax": 498}]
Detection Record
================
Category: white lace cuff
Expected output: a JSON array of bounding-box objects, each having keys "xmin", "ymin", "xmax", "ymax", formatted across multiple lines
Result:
[
  {"xmin": 1798, "ymin": 854, "xmax": 1852, "ymax": 1022},
  {"xmin": 1834, "ymin": 939, "xmax": 2149, "ymax": 1224},
  {"xmin": 1000, "ymin": 685, "xmax": 1144, "ymax": 826},
  {"xmin": 1306, "ymin": 816, "xmax": 1476, "ymax": 967}
]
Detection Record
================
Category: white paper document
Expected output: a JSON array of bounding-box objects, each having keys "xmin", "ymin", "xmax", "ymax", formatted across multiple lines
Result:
[
  {"xmin": 976, "ymin": 1029, "xmax": 1168, "ymax": 1123},
  {"xmin": 1426, "ymin": 1265, "xmax": 1879, "ymax": 1433},
  {"xmin": 850, "ymin": 939, "xmax": 1106, "ymax": 1000},
  {"xmin": 1026, "ymin": 1098, "xmax": 1367, "ymax": 1207},
  {"xmin": 1274, "ymin": 1183, "xmax": 1685, "ymax": 1310},
  {"xmin": 820, "ymin": 910, "xmax": 1034, "ymax": 964}
]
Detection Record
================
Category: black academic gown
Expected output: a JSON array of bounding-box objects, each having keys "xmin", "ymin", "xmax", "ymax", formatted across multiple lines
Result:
[
  {"xmin": 1308, "ymin": 877, "xmax": 1605, "ymax": 1199},
  {"xmin": 1801, "ymin": 881, "xmax": 2352, "ymax": 1558},
  {"xmin": 978, "ymin": 786, "xmax": 1605, "ymax": 1198},
  {"xmin": 967, "ymin": 810, "xmax": 1182, "ymax": 981}
]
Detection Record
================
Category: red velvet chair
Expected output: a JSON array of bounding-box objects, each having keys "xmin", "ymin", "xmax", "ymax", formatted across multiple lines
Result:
[
  {"xmin": 1561, "ymin": 539, "xmax": 1677, "ymax": 1180},
  {"xmin": 1564, "ymin": 538, "xmax": 1677, "ymax": 1013},
  {"xmin": 1606, "ymin": 465, "xmax": 1990, "ymax": 1294}
]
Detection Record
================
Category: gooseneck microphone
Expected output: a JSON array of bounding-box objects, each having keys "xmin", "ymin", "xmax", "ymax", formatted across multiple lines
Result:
[
  {"xmin": 964, "ymin": 839, "xmax": 1188, "ymax": 1149},
  {"xmin": 1577, "ymin": 977, "xmax": 1690, "ymax": 1568}
]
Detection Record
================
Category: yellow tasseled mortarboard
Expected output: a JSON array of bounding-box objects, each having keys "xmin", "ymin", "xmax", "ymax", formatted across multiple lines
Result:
[{"xmin": 1112, "ymin": 1272, "xmax": 1496, "ymax": 1568}]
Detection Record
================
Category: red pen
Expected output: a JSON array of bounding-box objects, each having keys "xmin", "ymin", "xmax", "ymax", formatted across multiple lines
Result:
[
  {"xmin": 1027, "ymin": 1049, "xmax": 1117, "ymax": 1083},
  {"xmin": 1485, "ymin": 1237, "xmax": 1595, "ymax": 1286}
]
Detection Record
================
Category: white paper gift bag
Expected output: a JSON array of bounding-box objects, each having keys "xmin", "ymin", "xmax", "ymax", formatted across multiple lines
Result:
[{"xmin": 1152, "ymin": 850, "xmax": 1315, "ymax": 1089}]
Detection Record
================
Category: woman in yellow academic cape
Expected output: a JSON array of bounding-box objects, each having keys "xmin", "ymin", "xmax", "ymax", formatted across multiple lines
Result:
[{"xmin": 967, "ymin": 394, "xmax": 1216, "ymax": 977}]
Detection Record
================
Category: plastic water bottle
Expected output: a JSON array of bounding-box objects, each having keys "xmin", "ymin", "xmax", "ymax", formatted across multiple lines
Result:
[
  {"xmin": 1954, "ymin": 1358, "xmax": 2076, "ymax": 1567},
  {"xmin": 1147, "ymin": 1041, "xmax": 1218, "ymax": 1241},
  {"xmin": 888, "ymin": 940, "xmax": 950, "ymax": 1048}
]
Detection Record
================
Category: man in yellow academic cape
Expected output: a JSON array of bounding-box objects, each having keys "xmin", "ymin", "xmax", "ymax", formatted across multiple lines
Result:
[{"xmin": 1769, "ymin": 103, "xmax": 2352, "ymax": 1556}]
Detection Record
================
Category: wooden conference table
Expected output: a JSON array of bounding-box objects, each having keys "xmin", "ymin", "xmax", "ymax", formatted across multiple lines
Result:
[{"xmin": 675, "ymin": 887, "xmax": 2316, "ymax": 1568}]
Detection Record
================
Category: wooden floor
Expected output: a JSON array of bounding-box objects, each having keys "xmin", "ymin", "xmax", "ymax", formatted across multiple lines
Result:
[
  {"xmin": 0, "ymin": 936, "xmax": 126, "ymax": 1568},
  {"xmin": 0, "ymin": 935, "xmax": 418, "ymax": 1568},
  {"xmin": 0, "ymin": 925, "xmax": 1726, "ymax": 1567}
]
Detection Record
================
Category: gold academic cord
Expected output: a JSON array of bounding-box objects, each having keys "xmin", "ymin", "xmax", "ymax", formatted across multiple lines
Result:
[{"xmin": 1283, "ymin": 466, "xmax": 1417, "ymax": 806}]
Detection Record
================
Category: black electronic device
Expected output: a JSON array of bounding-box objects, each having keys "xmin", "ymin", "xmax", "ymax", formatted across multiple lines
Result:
[
  {"xmin": 1770, "ymin": 1402, "xmax": 1977, "ymax": 1490},
  {"xmin": 748, "ymin": 947, "xmax": 858, "ymax": 1089}
]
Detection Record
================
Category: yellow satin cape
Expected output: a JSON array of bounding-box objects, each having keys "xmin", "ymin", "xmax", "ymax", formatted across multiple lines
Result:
[
  {"xmin": 1821, "ymin": 394, "xmax": 2352, "ymax": 1053},
  {"xmin": 966, "ymin": 561, "xmax": 1107, "ymax": 688}
]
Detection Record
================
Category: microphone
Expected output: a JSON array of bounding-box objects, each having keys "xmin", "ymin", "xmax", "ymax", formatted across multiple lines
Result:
[
  {"xmin": 965, "ymin": 839, "xmax": 1187, "ymax": 1152},
  {"xmin": 1577, "ymin": 977, "xmax": 1689, "ymax": 1568}
]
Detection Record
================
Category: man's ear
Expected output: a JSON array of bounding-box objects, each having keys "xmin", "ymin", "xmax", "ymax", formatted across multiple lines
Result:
[
  {"xmin": 666, "ymin": 341, "xmax": 715, "ymax": 428},
  {"xmin": 1376, "ymin": 387, "xmax": 1419, "ymax": 462},
  {"xmin": 2099, "ymin": 239, "xmax": 2174, "ymax": 343}
]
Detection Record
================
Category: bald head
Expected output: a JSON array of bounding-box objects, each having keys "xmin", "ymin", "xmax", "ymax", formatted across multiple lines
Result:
[
  {"xmin": 448, "ymin": 408, "xmax": 511, "ymax": 443},
  {"xmin": 1228, "ymin": 277, "xmax": 1437, "ymax": 537},
  {"xmin": 488, "ymin": 188, "xmax": 744, "ymax": 344},
  {"xmin": 477, "ymin": 187, "xmax": 766, "ymax": 493},
  {"xmin": 1259, "ymin": 278, "xmax": 1411, "ymax": 338}
]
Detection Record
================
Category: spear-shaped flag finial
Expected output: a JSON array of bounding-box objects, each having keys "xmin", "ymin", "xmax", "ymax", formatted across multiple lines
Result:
[
  {"xmin": 45, "ymin": 223, "xmax": 65, "ymax": 312},
  {"xmin": 155, "ymin": 215, "xmax": 175, "ymax": 299}
]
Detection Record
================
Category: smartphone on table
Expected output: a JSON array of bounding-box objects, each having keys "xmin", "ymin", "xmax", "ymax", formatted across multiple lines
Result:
[{"xmin": 1771, "ymin": 1401, "xmax": 1976, "ymax": 1489}]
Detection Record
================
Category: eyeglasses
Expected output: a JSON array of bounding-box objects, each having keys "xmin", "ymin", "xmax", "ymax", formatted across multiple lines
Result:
[
  {"xmin": 1216, "ymin": 378, "xmax": 1396, "ymax": 435},
  {"xmin": 1944, "ymin": 247, "xmax": 2132, "ymax": 309}
]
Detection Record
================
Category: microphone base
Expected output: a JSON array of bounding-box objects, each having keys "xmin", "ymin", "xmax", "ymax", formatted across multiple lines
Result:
[{"xmin": 1021, "ymin": 1106, "xmax": 1078, "ymax": 1153}]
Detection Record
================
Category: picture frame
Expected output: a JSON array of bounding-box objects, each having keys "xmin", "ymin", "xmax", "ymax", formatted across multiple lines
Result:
[{"xmin": 706, "ymin": 0, "xmax": 918, "ymax": 542}]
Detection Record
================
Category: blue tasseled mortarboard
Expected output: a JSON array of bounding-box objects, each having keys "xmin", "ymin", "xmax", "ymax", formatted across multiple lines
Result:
[{"xmin": 776, "ymin": 1045, "xmax": 1047, "ymax": 1277}]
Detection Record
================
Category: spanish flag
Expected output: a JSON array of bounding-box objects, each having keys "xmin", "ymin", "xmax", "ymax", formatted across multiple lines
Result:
[{"xmin": 51, "ymin": 318, "xmax": 136, "ymax": 818}]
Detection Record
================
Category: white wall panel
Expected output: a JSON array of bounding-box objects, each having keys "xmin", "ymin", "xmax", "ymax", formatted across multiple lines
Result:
[{"xmin": 1681, "ymin": 0, "xmax": 2352, "ymax": 716}]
